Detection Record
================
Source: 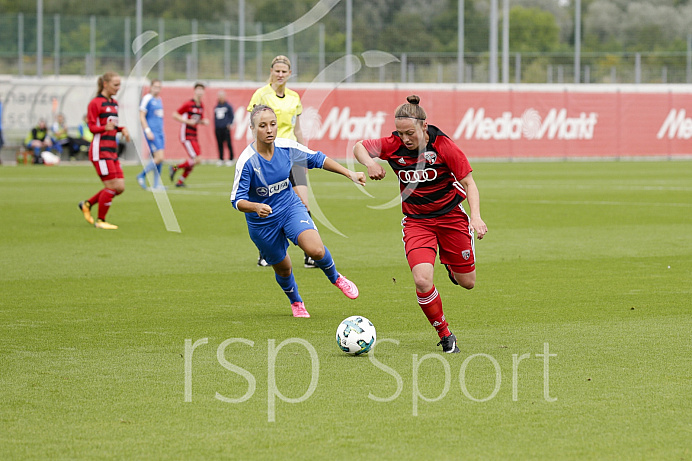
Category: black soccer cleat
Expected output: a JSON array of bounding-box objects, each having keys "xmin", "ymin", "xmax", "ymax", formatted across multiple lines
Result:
[
  {"xmin": 437, "ymin": 332, "xmax": 460, "ymax": 353},
  {"xmin": 304, "ymin": 254, "xmax": 317, "ymax": 269},
  {"xmin": 169, "ymin": 165, "xmax": 177, "ymax": 182},
  {"xmin": 445, "ymin": 264, "xmax": 459, "ymax": 286}
]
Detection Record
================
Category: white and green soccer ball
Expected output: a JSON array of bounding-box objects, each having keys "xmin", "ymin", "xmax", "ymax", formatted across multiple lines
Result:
[{"xmin": 336, "ymin": 316, "xmax": 376, "ymax": 355}]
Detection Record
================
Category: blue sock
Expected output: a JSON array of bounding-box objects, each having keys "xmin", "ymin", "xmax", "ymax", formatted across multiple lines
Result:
[
  {"xmin": 153, "ymin": 162, "xmax": 163, "ymax": 187},
  {"xmin": 315, "ymin": 246, "xmax": 339, "ymax": 283},
  {"xmin": 141, "ymin": 159, "xmax": 157, "ymax": 176},
  {"xmin": 275, "ymin": 272, "xmax": 302, "ymax": 304}
]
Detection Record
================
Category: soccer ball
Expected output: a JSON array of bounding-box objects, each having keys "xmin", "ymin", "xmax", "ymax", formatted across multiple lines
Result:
[{"xmin": 336, "ymin": 316, "xmax": 376, "ymax": 355}]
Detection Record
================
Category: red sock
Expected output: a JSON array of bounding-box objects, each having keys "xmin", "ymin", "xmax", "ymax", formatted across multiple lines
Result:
[
  {"xmin": 176, "ymin": 160, "xmax": 191, "ymax": 170},
  {"xmin": 97, "ymin": 188, "xmax": 117, "ymax": 221},
  {"xmin": 417, "ymin": 286, "xmax": 451, "ymax": 339},
  {"xmin": 88, "ymin": 189, "xmax": 104, "ymax": 207},
  {"xmin": 181, "ymin": 165, "xmax": 194, "ymax": 180}
]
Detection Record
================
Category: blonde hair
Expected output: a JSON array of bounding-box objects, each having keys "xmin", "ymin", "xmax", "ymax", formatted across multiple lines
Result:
[
  {"xmin": 96, "ymin": 71, "xmax": 119, "ymax": 97},
  {"xmin": 395, "ymin": 95, "xmax": 427, "ymax": 122},
  {"xmin": 268, "ymin": 55, "xmax": 292, "ymax": 83},
  {"xmin": 271, "ymin": 55, "xmax": 291, "ymax": 70}
]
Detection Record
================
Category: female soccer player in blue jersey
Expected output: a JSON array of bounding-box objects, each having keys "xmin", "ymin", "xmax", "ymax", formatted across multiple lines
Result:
[
  {"xmin": 231, "ymin": 105, "xmax": 365, "ymax": 318},
  {"xmin": 137, "ymin": 79, "xmax": 165, "ymax": 190},
  {"xmin": 248, "ymin": 55, "xmax": 316, "ymax": 268}
]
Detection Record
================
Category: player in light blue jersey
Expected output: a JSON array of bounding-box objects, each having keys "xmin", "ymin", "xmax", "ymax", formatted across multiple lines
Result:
[
  {"xmin": 137, "ymin": 79, "xmax": 165, "ymax": 190},
  {"xmin": 231, "ymin": 105, "xmax": 366, "ymax": 318}
]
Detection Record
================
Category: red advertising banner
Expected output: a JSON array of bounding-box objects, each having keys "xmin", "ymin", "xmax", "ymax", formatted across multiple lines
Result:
[{"xmin": 158, "ymin": 85, "xmax": 692, "ymax": 160}]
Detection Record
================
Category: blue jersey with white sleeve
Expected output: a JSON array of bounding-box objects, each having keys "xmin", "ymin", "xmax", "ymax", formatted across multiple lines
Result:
[
  {"xmin": 140, "ymin": 94, "xmax": 164, "ymax": 135},
  {"xmin": 231, "ymin": 138, "xmax": 326, "ymax": 226}
]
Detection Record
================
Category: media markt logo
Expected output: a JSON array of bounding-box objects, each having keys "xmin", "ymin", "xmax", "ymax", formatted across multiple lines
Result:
[
  {"xmin": 656, "ymin": 109, "xmax": 692, "ymax": 139},
  {"xmin": 453, "ymin": 108, "xmax": 599, "ymax": 141}
]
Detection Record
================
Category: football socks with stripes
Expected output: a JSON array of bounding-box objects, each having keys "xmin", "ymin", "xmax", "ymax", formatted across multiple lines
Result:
[
  {"xmin": 314, "ymin": 246, "xmax": 339, "ymax": 283},
  {"xmin": 417, "ymin": 286, "xmax": 451, "ymax": 339},
  {"xmin": 97, "ymin": 188, "xmax": 117, "ymax": 221},
  {"xmin": 275, "ymin": 272, "xmax": 302, "ymax": 304}
]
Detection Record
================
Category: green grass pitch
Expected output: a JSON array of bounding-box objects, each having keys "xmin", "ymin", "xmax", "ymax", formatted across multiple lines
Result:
[{"xmin": 1, "ymin": 159, "xmax": 690, "ymax": 459}]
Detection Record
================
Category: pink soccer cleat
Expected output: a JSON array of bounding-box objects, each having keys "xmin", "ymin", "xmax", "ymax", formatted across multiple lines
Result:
[
  {"xmin": 333, "ymin": 274, "xmax": 359, "ymax": 299},
  {"xmin": 291, "ymin": 302, "xmax": 310, "ymax": 318}
]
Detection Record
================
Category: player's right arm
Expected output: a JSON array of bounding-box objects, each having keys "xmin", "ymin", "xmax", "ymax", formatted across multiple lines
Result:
[
  {"xmin": 353, "ymin": 140, "xmax": 386, "ymax": 180},
  {"xmin": 231, "ymin": 154, "xmax": 272, "ymax": 218},
  {"xmin": 236, "ymin": 200, "xmax": 272, "ymax": 218},
  {"xmin": 140, "ymin": 110, "xmax": 154, "ymax": 140},
  {"xmin": 173, "ymin": 102, "xmax": 194, "ymax": 126},
  {"xmin": 140, "ymin": 95, "xmax": 154, "ymax": 140},
  {"xmin": 87, "ymin": 99, "xmax": 108, "ymax": 134}
]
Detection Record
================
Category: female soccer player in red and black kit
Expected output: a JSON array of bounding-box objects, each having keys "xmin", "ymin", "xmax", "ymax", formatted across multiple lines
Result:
[
  {"xmin": 353, "ymin": 95, "xmax": 488, "ymax": 353},
  {"xmin": 169, "ymin": 82, "xmax": 209, "ymax": 187},
  {"xmin": 78, "ymin": 71, "xmax": 131, "ymax": 230}
]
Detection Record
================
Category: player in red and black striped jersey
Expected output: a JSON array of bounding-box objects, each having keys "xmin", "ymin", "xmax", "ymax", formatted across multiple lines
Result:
[
  {"xmin": 354, "ymin": 95, "xmax": 488, "ymax": 353},
  {"xmin": 170, "ymin": 82, "xmax": 209, "ymax": 187},
  {"xmin": 77, "ymin": 71, "xmax": 131, "ymax": 230}
]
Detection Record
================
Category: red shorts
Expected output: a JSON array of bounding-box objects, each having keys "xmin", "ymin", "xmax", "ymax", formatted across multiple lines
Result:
[
  {"xmin": 182, "ymin": 138, "xmax": 200, "ymax": 158},
  {"xmin": 92, "ymin": 158, "xmax": 123, "ymax": 181},
  {"xmin": 402, "ymin": 205, "xmax": 475, "ymax": 274}
]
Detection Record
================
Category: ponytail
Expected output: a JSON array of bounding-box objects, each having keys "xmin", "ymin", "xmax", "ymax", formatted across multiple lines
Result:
[
  {"xmin": 96, "ymin": 71, "xmax": 119, "ymax": 97},
  {"xmin": 96, "ymin": 76, "xmax": 104, "ymax": 97}
]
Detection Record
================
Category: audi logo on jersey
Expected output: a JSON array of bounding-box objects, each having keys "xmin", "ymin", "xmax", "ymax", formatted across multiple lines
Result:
[{"xmin": 398, "ymin": 168, "xmax": 438, "ymax": 184}]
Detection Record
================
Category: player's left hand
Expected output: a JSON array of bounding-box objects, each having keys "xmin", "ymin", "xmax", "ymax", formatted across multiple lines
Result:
[
  {"xmin": 121, "ymin": 127, "xmax": 131, "ymax": 142},
  {"xmin": 470, "ymin": 217, "xmax": 488, "ymax": 240}
]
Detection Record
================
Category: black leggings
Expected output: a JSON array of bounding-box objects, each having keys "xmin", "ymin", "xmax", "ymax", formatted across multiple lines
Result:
[{"xmin": 215, "ymin": 127, "xmax": 234, "ymax": 160}]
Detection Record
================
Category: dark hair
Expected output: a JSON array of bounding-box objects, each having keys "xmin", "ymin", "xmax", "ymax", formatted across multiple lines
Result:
[
  {"xmin": 395, "ymin": 95, "xmax": 427, "ymax": 122},
  {"xmin": 96, "ymin": 71, "xmax": 119, "ymax": 97},
  {"xmin": 194, "ymin": 82, "xmax": 205, "ymax": 89},
  {"xmin": 150, "ymin": 79, "xmax": 162, "ymax": 86},
  {"xmin": 249, "ymin": 104, "xmax": 276, "ymax": 128}
]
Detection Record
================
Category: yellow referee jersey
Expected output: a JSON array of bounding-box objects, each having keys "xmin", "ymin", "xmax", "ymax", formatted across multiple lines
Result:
[{"xmin": 247, "ymin": 84, "xmax": 302, "ymax": 141}]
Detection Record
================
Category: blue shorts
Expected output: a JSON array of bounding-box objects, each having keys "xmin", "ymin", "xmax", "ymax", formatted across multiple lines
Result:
[
  {"xmin": 247, "ymin": 204, "xmax": 317, "ymax": 265},
  {"xmin": 146, "ymin": 132, "xmax": 165, "ymax": 153}
]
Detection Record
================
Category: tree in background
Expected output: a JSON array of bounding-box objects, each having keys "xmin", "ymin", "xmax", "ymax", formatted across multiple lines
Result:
[{"xmin": 509, "ymin": 6, "xmax": 562, "ymax": 53}]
